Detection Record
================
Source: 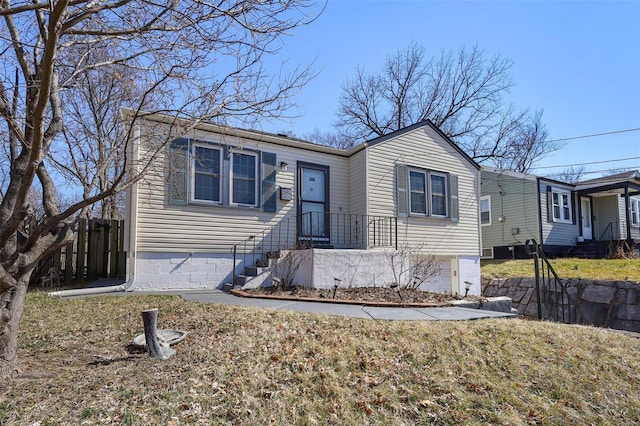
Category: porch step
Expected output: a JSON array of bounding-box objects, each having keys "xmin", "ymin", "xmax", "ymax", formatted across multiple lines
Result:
[
  {"xmin": 573, "ymin": 241, "xmax": 608, "ymax": 259},
  {"xmin": 233, "ymin": 274, "xmax": 249, "ymax": 286},
  {"xmin": 234, "ymin": 265, "xmax": 272, "ymax": 289},
  {"xmin": 245, "ymin": 266, "xmax": 269, "ymax": 276}
]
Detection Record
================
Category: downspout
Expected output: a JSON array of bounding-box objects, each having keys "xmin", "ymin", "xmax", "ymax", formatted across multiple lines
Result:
[
  {"xmin": 536, "ymin": 177, "xmax": 545, "ymax": 249},
  {"xmin": 49, "ymin": 120, "xmax": 141, "ymax": 298}
]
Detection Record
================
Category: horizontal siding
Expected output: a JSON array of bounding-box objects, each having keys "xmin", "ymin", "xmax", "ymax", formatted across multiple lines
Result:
[
  {"xmin": 539, "ymin": 181, "xmax": 579, "ymax": 246},
  {"xmin": 367, "ymin": 125, "xmax": 480, "ymax": 256},
  {"xmin": 593, "ymin": 195, "xmax": 621, "ymax": 240},
  {"xmin": 134, "ymin": 129, "xmax": 350, "ymax": 253},
  {"xmin": 349, "ymin": 150, "xmax": 367, "ymax": 215},
  {"xmin": 480, "ymin": 171, "xmax": 539, "ymax": 248},
  {"xmin": 618, "ymin": 196, "xmax": 627, "ymax": 239}
]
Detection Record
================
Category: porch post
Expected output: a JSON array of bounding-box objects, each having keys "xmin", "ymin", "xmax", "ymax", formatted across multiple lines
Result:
[{"xmin": 625, "ymin": 186, "xmax": 632, "ymax": 241}]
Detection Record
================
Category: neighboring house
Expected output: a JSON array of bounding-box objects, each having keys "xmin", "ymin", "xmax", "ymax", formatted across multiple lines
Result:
[
  {"xmin": 124, "ymin": 115, "xmax": 482, "ymax": 295},
  {"xmin": 481, "ymin": 168, "xmax": 640, "ymax": 259}
]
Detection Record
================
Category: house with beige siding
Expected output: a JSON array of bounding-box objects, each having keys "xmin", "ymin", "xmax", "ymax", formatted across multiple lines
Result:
[
  {"xmin": 124, "ymin": 115, "xmax": 483, "ymax": 295},
  {"xmin": 481, "ymin": 168, "xmax": 640, "ymax": 259}
]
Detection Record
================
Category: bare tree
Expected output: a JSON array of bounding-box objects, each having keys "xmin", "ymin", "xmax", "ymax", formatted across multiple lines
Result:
[
  {"xmin": 0, "ymin": 0, "xmax": 319, "ymax": 378},
  {"xmin": 545, "ymin": 166, "xmax": 589, "ymax": 184},
  {"xmin": 386, "ymin": 243, "xmax": 440, "ymax": 290},
  {"xmin": 303, "ymin": 128, "xmax": 356, "ymax": 150},
  {"xmin": 333, "ymin": 42, "xmax": 558, "ymax": 171}
]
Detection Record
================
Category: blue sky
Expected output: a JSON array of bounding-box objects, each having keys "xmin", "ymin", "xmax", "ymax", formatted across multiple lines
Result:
[{"xmin": 260, "ymin": 0, "xmax": 640, "ymax": 177}]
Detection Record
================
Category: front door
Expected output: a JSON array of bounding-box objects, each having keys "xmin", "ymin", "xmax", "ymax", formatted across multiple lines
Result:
[
  {"xmin": 297, "ymin": 162, "xmax": 330, "ymax": 243},
  {"xmin": 581, "ymin": 197, "xmax": 593, "ymax": 240}
]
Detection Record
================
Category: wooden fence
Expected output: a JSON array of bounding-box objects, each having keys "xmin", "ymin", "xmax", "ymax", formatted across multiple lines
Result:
[{"xmin": 33, "ymin": 219, "xmax": 126, "ymax": 286}]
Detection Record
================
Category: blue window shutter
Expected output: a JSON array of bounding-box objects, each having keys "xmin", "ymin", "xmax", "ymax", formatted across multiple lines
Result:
[
  {"xmin": 449, "ymin": 174, "xmax": 459, "ymax": 223},
  {"xmin": 262, "ymin": 152, "xmax": 277, "ymax": 212},
  {"xmin": 168, "ymin": 138, "xmax": 189, "ymax": 206},
  {"xmin": 396, "ymin": 164, "xmax": 408, "ymax": 217}
]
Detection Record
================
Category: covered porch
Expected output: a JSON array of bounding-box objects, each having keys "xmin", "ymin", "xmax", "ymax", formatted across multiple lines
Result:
[{"xmin": 575, "ymin": 170, "xmax": 640, "ymax": 243}]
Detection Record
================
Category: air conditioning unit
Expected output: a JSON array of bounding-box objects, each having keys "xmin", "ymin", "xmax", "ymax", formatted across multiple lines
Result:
[{"xmin": 481, "ymin": 248, "xmax": 494, "ymax": 259}]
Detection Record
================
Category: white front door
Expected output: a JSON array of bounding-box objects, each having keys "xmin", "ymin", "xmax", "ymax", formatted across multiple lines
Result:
[{"xmin": 581, "ymin": 197, "xmax": 592, "ymax": 240}]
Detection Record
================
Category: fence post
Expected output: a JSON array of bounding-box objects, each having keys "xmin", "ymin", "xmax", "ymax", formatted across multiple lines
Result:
[
  {"xmin": 117, "ymin": 220, "xmax": 126, "ymax": 278},
  {"xmin": 110, "ymin": 219, "xmax": 119, "ymax": 278},
  {"xmin": 77, "ymin": 219, "xmax": 87, "ymax": 280},
  {"xmin": 64, "ymin": 243, "xmax": 73, "ymax": 282}
]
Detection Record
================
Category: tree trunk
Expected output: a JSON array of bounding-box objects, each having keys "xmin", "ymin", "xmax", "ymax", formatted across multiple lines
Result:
[
  {"xmin": 142, "ymin": 308, "xmax": 175, "ymax": 361},
  {"xmin": 0, "ymin": 277, "xmax": 29, "ymax": 379}
]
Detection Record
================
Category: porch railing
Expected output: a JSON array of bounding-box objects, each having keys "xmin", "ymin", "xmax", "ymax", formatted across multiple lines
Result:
[
  {"xmin": 231, "ymin": 212, "xmax": 397, "ymax": 284},
  {"xmin": 598, "ymin": 221, "xmax": 619, "ymax": 242},
  {"xmin": 525, "ymin": 239, "xmax": 575, "ymax": 324}
]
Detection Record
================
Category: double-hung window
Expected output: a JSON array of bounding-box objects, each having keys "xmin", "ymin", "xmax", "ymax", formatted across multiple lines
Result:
[
  {"xmin": 406, "ymin": 167, "xmax": 449, "ymax": 217},
  {"xmin": 170, "ymin": 137, "xmax": 277, "ymax": 212},
  {"xmin": 480, "ymin": 195, "xmax": 491, "ymax": 225},
  {"xmin": 409, "ymin": 170, "xmax": 427, "ymax": 214},
  {"xmin": 430, "ymin": 173, "xmax": 448, "ymax": 217},
  {"xmin": 192, "ymin": 144, "xmax": 221, "ymax": 203},
  {"xmin": 632, "ymin": 198, "xmax": 640, "ymax": 226},
  {"xmin": 231, "ymin": 151, "xmax": 258, "ymax": 206},
  {"xmin": 551, "ymin": 188, "xmax": 572, "ymax": 223}
]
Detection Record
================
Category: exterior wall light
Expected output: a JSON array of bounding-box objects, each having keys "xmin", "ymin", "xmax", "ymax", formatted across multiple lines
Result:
[
  {"xmin": 333, "ymin": 278, "xmax": 342, "ymax": 299},
  {"xmin": 280, "ymin": 161, "xmax": 288, "ymax": 172},
  {"xmin": 464, "ymin": 281, "xmax": 472, "ymax": 298}
]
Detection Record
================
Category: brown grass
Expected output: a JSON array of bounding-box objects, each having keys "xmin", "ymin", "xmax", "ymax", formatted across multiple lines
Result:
[
  {"xmin": 482, "ymin": 258, "xmax": 640, "ymax": 282},
  {"xmin": 2, "ymin": 291, "xmax": 639, "ymax": 425}
]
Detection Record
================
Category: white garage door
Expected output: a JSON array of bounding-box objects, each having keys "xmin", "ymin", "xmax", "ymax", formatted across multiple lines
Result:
[{"xmin": 417, "ymin": 260, "xmax": 452, "ymax": 294}]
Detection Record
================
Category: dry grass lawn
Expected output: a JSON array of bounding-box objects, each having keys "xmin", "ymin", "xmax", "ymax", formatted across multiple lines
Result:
[
  {"xmin": 482, "ymin": 258, "xmax": 640, "ymax": 283},
  {"xmin": 2, "ymin": 291, "xmax": 639, "ymax": 425}
]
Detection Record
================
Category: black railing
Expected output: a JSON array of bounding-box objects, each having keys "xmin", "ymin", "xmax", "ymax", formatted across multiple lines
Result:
[
  {"xmin": 525, "ymin": 239, "xmax": 574, "ymax": 324},
  {"xmin": 231, "ymin": 212, "xmax": 397, "ymax": 285},
  {"xmin": 598, "ymin": 221, "xmax": 619, "ymax": 242}
]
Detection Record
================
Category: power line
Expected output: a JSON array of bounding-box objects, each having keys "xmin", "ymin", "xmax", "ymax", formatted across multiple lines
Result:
[
  {"xmin": 547, "ymin": 166, "xmax": 640, "ymax": 177},
  {"xmin": 531, "ymin": 156, "xmax": 640, "ymax": 170},
  {"xmin": 546, "ymin": 127, "xmax": 640, "ymax": 144}
]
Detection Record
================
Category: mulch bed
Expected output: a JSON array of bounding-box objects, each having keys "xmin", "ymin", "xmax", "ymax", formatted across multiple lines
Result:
[{"xmin": 233, "ymin": 286, "xmax": 474, "ymax": 307}]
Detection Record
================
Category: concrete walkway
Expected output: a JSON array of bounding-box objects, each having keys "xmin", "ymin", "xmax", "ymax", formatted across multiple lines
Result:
[{"xmin": 124, "ymin": 289, "xmax": 517, "ymax": 321}]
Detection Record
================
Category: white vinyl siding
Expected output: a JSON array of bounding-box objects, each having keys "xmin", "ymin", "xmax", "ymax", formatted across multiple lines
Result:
[
  {"xmin": 366, "ymin": 125, "xmax": 480, "ymax": 256},
  {"xmin": 349, "ymin": 150, "xmax": 367, "ymax": 215},
  {"xmin": 479, "ymin": 170, "xmax": 539, "ymax": 249},
  {"xmin": 134, "ymin": 126, "xmax": 350, "ymax": 253}
]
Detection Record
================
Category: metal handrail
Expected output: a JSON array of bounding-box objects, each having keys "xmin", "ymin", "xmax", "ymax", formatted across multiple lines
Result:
[
  {"xmin": 525, "ymin": 239, "xmax": 574, "ymax": 324},
  {"xmin": 231, "ymin": 212, "xmax": 398, "ymax": 285},
  {"xmin": 598, "ymin": 221, "xmax": 619, "ymax": 242}
]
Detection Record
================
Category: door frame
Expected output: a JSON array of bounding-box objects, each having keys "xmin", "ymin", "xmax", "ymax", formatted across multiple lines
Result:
[
  {"xmin": 297, "ymin": 161, "xmax": 330, "ymax": 244},
  {"xmin": 580, "ymin": 196, "xmax": 593, "ymax": 240}
]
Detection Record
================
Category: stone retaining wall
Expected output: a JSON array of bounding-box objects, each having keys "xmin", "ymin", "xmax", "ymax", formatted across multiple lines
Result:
[{"xmin": 484, "ymin": 278, "xmax": 640, "ymax": 333}]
